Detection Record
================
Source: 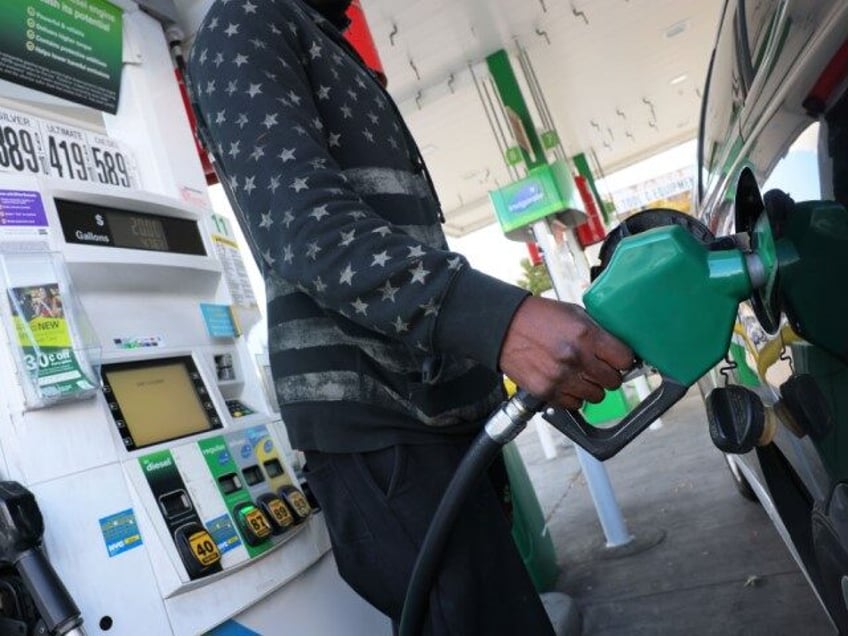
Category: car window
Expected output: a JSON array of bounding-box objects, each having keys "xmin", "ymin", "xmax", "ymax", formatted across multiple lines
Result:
[
  {"xmin": 761, "ymin": 123, "xmax": 822, "ymax": 202},
  {"xmin": 699, "ymin": 2, "xmax": 745, "ymax": 199},
  {"xmin": 742, "ymin": 0, "xmax": 780, "ymax": 71}
]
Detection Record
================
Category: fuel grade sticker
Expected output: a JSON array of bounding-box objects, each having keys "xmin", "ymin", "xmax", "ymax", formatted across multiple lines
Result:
[{"xmin": 188, "ymin": 529, "xmax": 221, "ymax": 567}]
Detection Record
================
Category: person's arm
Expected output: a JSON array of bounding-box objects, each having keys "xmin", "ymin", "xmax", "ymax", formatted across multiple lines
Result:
[
  {"xmin": 188, "ymin": 4, "xmax": 632, "ymax": 410},
  {"xmin": 187, "ymin": 4, "xmax": 526, "ymax": 371}
]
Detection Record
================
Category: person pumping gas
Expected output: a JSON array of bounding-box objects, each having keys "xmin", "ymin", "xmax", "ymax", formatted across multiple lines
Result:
[{"xmin": 185, "ymin": 1, "xmax": 633, "ymax": 633}]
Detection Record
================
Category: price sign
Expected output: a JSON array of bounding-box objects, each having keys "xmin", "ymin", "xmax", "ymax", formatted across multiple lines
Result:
[
  {"xmin": 42, "ymin": 122, "xmax": 92, "ymax": 183},
  {"xmin": 0, "ymin": 105, "xmax": 140, "ymax": 189},
  {"xmin": 188, "ymin": 529, "xmax": 221, "ymax": 567},
  {"xmin": 85, "ymin": 133, "xmax": 138, "ymax": 189},
  {"xmin": 0, "ymin": 108, "xmax": 47, "ymax": 176}
]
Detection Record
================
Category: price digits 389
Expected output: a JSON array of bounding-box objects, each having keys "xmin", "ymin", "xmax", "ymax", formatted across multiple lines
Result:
[{"xmin": 0, "ymin": 126, "xmax": 40, "ymax": 173}]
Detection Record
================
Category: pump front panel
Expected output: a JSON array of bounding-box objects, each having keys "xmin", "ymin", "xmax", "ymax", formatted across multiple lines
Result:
[{"xmin": 0, "ymin": 176, "xmax": 324, "ymax": 635}]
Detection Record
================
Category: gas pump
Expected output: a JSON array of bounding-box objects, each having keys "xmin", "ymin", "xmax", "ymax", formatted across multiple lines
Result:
[
  {"xmin": 0, "ymin": 175, "xmax": 337, "ymax": 635},
  {"xmin": 0, "ymin": 0, "xmax": 389, "ymax": 634}
]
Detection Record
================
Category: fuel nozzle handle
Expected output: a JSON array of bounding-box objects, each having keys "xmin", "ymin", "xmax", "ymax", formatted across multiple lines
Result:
[
  {"xmin": 0, "ymin": 482, "xmax": 84, "ymax": 636},
  {"xmin": 544, "ymin": 376, "xmax": 689, "ymax": 460},
  {"xmin": 541, "ymin": 223, "xmax": 770, "ymax": 460}
]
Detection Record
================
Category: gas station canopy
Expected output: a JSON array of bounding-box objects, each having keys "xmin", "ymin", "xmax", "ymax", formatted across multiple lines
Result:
[
  {"xmin": 359, "ymin": 0, "xmax": 723, "ymax": 235},
  {"xmin": 171, "ymin": 0, "xmax": 722, "ymax": 236}
]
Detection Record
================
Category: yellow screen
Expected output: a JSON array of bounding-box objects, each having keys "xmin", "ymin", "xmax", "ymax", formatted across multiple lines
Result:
[{"xmin": 106, "ymin": 362, "xmax": 212, "ymax": 447}]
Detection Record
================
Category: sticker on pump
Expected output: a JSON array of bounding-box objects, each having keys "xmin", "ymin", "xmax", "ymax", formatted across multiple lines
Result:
[
  {"xmin": 243, "ymin": 507, "xmax": 272, "ymax": 539},
  {"xmin": 267, "ymin": 499, "xmax": 294, "ymax": 528},
  {"xmin": 188, "ymin": 529, "xmax": 221, "ymax": 567}
]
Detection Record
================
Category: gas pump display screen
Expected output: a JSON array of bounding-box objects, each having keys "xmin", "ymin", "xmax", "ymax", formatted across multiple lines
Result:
[
  {"xmin": 56, "ymin": 199, "xmax": 206, "ymax": 255},
  {"xmin": 102, "ymin": 357, "xmax": 222, "ymax": 451}
]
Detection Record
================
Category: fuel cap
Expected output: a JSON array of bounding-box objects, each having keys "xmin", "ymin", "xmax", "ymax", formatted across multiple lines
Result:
[{"xmin": 706, "ymin": 386, "xmax": 765, "ymax": 454}]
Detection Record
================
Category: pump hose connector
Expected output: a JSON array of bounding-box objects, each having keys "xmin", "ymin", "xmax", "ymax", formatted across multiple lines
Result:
[{"xmin": 484, "ymin": 389, "xmax": 545, "ymax": 444}]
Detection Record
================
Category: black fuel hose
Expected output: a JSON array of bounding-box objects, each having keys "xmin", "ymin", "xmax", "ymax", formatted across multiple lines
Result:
[
  {"xmin": 398, "ymin": 430, "xmax": 502, "ymax": 636},
  {"xmin": 399, "ymin": 391, "xmax": 544, "ymax": 636}
]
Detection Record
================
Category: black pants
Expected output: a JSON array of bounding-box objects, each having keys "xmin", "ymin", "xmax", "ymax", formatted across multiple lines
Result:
[{"xmin": 304, "ymin": 441, "xmax": 555, "ymax": 636}]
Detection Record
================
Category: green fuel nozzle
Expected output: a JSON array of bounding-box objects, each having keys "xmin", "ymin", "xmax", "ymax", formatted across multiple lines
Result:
[
  {"xmin": 545, "ymin": 194, "xmax": 848, "ymax": 460},
  {"xmin": 544, "ymin": 213, "xmax": 777, "ymax": 460},
  {"xmin": 585, "ymin": 224, "xmax": 766, "ymax": 386}
]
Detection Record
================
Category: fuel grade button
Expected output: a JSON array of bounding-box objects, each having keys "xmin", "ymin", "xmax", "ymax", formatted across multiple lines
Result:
[
  {"xmin": 278, "ymin": 485, "xmax": 312, "ymax": 523},
  {"xmin": 233, "ymin": 501, "xmax": 272, "ymax": 546},
  {"xmin": 175, "ymin": 522, "xmax": 222, "ymax": 579},
  {"xmin": 257, "ymin": 493, "xmax": 294, "ymax": 534}
]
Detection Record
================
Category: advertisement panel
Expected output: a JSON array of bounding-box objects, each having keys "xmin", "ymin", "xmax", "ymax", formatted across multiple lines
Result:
[{"xmin": 0, "ymin": 0, "xmax": 123, "ymax": 113}]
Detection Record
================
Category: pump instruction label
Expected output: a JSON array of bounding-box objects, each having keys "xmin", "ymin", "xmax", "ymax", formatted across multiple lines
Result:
[
  {"xmin": 99, "ymin": 508, "xmax": 143, "ymax": 558},
  {"xmin": 0, "ymin": 188, "xmax": 49, "ymax": 242},
  {"xmin": 8, "ymin": 282, "xmax": 96, "ymax": 399},
  {"xmin": 0, "ymin": 0, "xmax": 124, "ymax": 113}
]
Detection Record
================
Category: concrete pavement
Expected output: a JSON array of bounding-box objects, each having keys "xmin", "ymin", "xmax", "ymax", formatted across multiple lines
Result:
[{"xmin": 515, "ymin": 390, "xmax": 835, "ymax": 636}]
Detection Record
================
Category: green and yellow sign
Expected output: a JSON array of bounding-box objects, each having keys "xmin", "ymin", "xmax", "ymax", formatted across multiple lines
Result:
[
  {"xmin": 9, "ymin": 283, "xmax": 96, "ymax": 400},
  {"xmin": 0, "ymin": 0, "xmax": 123, "ymax": 113}
]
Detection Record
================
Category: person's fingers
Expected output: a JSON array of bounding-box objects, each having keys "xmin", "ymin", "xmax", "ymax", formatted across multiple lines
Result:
[
  {"xmin": 557, "ymin": 376, "xmax": 605, "ymax": 405},
  {"xmin": 582, "ymin": 358, "xmax": 624, "ymax": 390},
  {"xmin": 555, "ymin": 394, "xmax": 584, "ymax": 411},
  {"xmin": 594, "ymin": 330, "xmax": 634, "ymax": 371}
]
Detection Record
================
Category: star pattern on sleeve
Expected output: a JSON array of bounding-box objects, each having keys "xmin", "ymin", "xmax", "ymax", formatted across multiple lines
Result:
[{"xmin": 187, "ymin": 1, "xmax": 471, "ymax": 352}]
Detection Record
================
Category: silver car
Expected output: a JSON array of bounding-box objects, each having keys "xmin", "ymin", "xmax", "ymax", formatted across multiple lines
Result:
[{"xmin": 696, "ymin": 0, "xmax": 848, "ymax": 632}]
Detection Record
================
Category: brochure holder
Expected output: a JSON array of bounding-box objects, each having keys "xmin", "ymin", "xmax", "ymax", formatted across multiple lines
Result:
[{"xmin": 0, "ymin": 249, "xmax": 101, "ymax": 409}]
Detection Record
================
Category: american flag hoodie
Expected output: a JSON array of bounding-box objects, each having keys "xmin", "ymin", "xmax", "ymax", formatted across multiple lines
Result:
[{"xmin": 186, "ymin": 0, "xmax": 529, "ymax": 453}]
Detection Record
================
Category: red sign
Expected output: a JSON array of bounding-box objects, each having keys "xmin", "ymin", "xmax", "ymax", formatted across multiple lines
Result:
[
  {"xmin": 345, "ymin": 1, "xmax": 386, "ymax": 86},
  {"xmin": 574, "ymin": 176, "xmax": 606, "ymax": 247}
]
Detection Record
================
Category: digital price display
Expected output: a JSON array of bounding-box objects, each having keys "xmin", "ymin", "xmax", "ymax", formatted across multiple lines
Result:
[
  {"xmin": 108, "ymin": 213, "xmax": 169, "ymax": 251},
  {"xmin": 56, "ymin": 199, "xmax": 206, "ymax": 256}
]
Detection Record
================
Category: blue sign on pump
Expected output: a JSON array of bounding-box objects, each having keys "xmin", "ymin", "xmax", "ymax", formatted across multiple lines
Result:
[
  {"xmin": 99, "ymin": 509, "xmax": 143, "ymax": 558},
  {"xmin": 200, "ymin": 303, "xmax": 239, "ymax": 338}
]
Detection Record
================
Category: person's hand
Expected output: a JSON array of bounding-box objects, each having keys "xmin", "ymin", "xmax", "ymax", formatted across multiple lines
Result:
[{"xmin": 499, "ymin": 296, "xmax": 634, "ymax": 411}]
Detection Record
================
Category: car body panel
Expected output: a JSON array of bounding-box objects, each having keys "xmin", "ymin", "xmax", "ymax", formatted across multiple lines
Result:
[{"xmin": 696, "ymin": 0, "xmax": 848, "ymax": 629}]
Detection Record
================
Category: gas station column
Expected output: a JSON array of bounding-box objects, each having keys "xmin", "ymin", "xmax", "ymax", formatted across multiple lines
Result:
[{"xmin": 483, "ymin": 47, "xmax": 635, "ymax": 550}]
